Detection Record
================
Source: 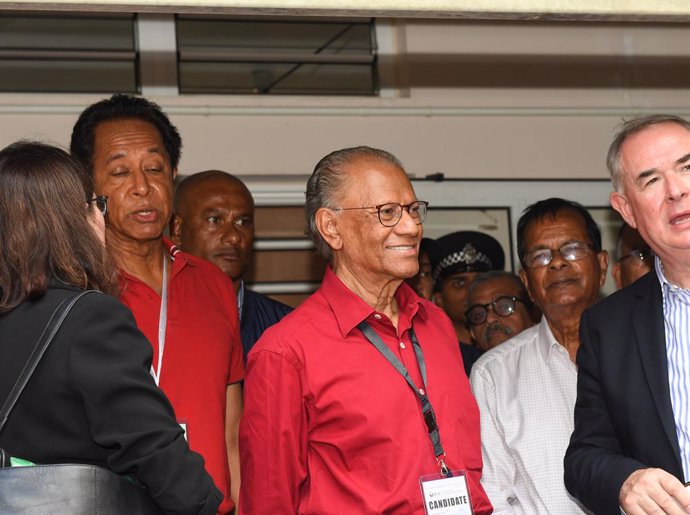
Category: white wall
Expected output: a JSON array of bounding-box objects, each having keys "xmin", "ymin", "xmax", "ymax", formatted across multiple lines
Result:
[{"xmin": 1, "ymin": 19, "xmax": 689, "ymax": 180}]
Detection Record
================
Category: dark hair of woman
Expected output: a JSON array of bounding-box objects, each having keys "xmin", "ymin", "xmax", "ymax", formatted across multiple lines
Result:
[{"xmin": 0, "ymin": 141, "xmax": 118, "ymax": 312}]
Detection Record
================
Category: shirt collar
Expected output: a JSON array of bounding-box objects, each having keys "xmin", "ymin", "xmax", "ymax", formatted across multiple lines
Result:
[
  {"xmin": 535, "ymin": 316, "xmax": 563, "ymax": 364},
  {"xmin": 121, "ymin": 238, "xmax": 193, "ymax": 287},
  {"xmin": 656, "ymin": 254, "xmax": 690, "ymax": 307},
  {"xmin": 237, "ymin": 280, "xmax": 245, "ymax": 320},
  {"xmin": 656, "ymin": 254, "xmax": 670, "ymax": 288},
  {"xmin": 162, "ymin": 237, "xmax": 194, "ymax": 278},
  {"xmin": 163, "ymin": 237, "xmax": 181, "ymax": 261},
  {"xmin": 655, "ymin": 254, "xmax": 682, "ymax": 293},
  {"xmin": 320, "ymin": 267, "xmax": 429, "ymax": 338}
]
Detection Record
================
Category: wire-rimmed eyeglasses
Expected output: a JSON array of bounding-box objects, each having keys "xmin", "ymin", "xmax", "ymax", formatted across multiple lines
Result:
[
  {"xmin": 465, "ymin": 296, "xmax": 526, "ymax": 326},
  {"xmin": 89, "ymin": 195, "xmax": 108, "ymax": 217},
  {"xmin": 523, "ymin": 241, "xmax": 592, "ymax": 269},
  {"xmin": 334, "ymin": 201, "xmax": 429, "ymax": 227},
  {"xmin": 618, "ymin": 248, "xmax": 653, "ymax": 264}
]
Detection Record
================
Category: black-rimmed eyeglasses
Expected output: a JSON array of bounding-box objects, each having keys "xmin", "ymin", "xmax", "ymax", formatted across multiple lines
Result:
[
  {"xmin": 335, "ymin": 201, "xmax": 429, "ymax": 227},
  {"xmin": 523, "ymin": 241, "xmax": 592, "ymax": 269},
  {"xmin": 618, "ymin": 248, "xmax": 653, "ymax": 264},
  {"xmin": 89, "ymin": 195, "xmax": 108, "ymax": 216},
  {"xmin": 465, "ymin": 296, "xmax": 526, "ymax": 326}
]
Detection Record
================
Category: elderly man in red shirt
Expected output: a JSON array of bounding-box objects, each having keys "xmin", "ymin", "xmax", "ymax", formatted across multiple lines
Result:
[
  {"xmin": 70, "ymin": 94, "xmax": 244, "ymax": 514},
  {"xmin": 239, "ymin": 146, "xmax": 492, "ymax": 514}
]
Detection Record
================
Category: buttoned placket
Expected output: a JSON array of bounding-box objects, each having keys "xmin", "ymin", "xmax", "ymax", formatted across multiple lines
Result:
[{"xmin": 368, "ymin": 311, "xmax": 424, "ymax": 394}]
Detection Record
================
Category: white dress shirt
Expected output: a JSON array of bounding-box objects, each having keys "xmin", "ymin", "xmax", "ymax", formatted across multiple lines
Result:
[{"xmin": 470, "ymin": 317, "xmax": 590, "ymax": 514}]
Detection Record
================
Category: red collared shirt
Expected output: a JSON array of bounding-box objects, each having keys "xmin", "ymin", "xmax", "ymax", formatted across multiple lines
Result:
[
  {"xmin": 119, "ymin": 239, "xmax": 244, "ymax": 514},
  {"xmin": 240, "ymin": 267, "xmax": 492, "ymax": 514}
]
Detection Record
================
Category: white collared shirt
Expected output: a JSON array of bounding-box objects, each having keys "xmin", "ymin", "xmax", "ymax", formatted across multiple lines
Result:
[
  {"xmin": 236, "ymin": 280, "xmax": 245, "ymax": 322},
  {"xmin": 470, "ymin": 317, "xmax": 590, "ymax": 514},
  {"xmin": 657, "ymin": 256, "xmax": 690, "ymax": 482}
]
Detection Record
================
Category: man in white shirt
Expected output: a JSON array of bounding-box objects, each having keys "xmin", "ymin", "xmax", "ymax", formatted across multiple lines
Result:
[{"xmin": 470, "ymin": 197, "xmax": 608, "ymax": 514}]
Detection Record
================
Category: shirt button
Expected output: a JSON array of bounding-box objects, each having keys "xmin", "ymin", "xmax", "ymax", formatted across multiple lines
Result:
[
  {"xmin": 374, "ymin": 313, "xmax": 382, "ymax": 320},
  {"xmin": 419, "ymin": 388, "xmax": 425, "ymax": 395},
  {"xmin": 399, "ymin": 342, "xmax": 406, "ymax": 349}
]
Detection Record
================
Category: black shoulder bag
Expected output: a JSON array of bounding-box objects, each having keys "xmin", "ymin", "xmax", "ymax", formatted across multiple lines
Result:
[{"xmin": 0, "ymin": 291, "xmax": 163, "ymax": 515}]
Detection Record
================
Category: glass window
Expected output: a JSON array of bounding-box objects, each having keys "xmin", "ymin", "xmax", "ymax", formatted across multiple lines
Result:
[
  {"xmin": 0, "ymin": 14, "xmax": 136, "ymax": 93},
  {"xmin": 177, "ymin": 16, "xmax": 377, "ymax": 95}
]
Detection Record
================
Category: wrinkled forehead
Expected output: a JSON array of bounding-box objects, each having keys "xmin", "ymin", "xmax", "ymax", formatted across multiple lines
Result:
[
  {"xmin": 523, "ymin": 208, "xmax": 590, "ymax": 248},
  {"xmin": 93, "ymin": 118, "xmax": 169, "ymax": 162},
  {"xmin": 338, "ymin": 157, "xmax": 413, "ymax": 204},
  {"xmin": 619, "ymin": 122, "xmax": 690, "ymax": 178}
]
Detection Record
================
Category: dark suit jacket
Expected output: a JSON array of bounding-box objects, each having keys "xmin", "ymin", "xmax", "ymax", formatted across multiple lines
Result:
[
  {"xmin": 459, "ymin": 341, "xmax": 483, "ymax": 377},
  {"xmin": 564, "ymin": 271, "xmax": 684, "ymax": 514},
  {"xmin": 240, "ymin": 288, "xmax": 292, "ymax": 359},
  {"xmin": 0, "ymin": 285, "xmax": 222, "ymax": 515}
]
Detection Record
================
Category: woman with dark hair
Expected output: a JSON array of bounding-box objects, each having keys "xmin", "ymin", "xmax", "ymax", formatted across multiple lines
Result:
[{"xmin": 0, "ymin": 141, "xmax": 222, "ymax": 514}]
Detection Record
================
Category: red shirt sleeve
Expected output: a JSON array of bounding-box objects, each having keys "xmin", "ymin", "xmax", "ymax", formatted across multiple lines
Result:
[{"xmin": 239, "ymin": 346, "xmax": 308, "ymax": 513}]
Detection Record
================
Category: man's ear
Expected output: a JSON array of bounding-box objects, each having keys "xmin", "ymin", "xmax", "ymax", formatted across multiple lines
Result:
[
  {"xmin": 469, "ymin": 324, "xmax": 478, "ymax": 343},
  {"xmin": 172, "ymin": 167, "xmax": 178, "ymax": 181},
  {"xmin": 597, "ymin": 250, "xmax": 610, "ymax": 289},
  {"xmin": 314, "ymin": 207, "xmax": 343, "ymax": 252},
  {"xmin": 612, "ymin": 262, "xmax": 623, "ymax": 290},
  {"xmin": 610, "ymin": 191, "xmax": 637, "ymax": 229},
  {"xmin": 170, "ymin": 213, "xmax": 183, "ymax": 245},
  {"xmin": 519, "ymin": 269, "xmax": 536, "ymax": 304},
  {"xmin": 433, "ymin": 290, "xmax": 444, "ymax": 309}
]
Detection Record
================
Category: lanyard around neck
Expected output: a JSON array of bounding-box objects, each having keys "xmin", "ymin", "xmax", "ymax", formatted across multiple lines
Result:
[
  {"xmin": 151, "ymin": 255, "xmax": 168, "ymax": 386},
  {"xmin": 358, "ymin": 321, "xmax": 451, "ymax": 477}
]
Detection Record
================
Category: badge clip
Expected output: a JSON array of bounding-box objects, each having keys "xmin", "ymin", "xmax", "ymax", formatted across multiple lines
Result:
[{"xmin": 436, "ymin": 455, "xmax": 452, "ymax": 477}]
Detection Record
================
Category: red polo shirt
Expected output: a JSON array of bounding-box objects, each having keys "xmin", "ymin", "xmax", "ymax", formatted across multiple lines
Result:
[
  {"xmin": 119, "ymin": 239, "xmax": 244, "ymax": 514},
  {"xmin": 239, "ymin": 267, "xmax": 491, "ymax": 514}
]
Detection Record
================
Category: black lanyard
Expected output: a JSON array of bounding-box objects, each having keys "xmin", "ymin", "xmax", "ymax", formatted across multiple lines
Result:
[{"xmin": 358, "ymin": 321, "xmax": 451, "ymax": 477}]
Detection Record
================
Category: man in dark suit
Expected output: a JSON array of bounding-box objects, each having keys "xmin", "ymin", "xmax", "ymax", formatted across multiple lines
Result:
[
  {"xmin": 172, "ymin": 170, "xmax": 292, "ymax": 359},
  {"xmin": 565, "ymin": 114, "xmax": 690, "ymax": 514}
]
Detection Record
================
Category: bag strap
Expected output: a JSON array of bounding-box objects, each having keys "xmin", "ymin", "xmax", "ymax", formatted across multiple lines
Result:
[{"xmin": 0, "ymin": 290, "xmax": 97, "ymax": 433}]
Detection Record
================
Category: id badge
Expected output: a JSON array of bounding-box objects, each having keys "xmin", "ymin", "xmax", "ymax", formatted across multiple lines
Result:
[{"xmin": 420, "ymin": 470, "xmax": 473, "ymax": 515}]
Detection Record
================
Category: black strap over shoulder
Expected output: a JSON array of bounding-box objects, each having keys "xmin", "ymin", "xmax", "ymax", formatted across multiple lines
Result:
[
  {"xmin": 0, "ymin": 290, "xmax": 97, "ymax": 433},
  {"xmin": 0, "ymin": 448, "xmax": 10, "ymax": 467},
  {"xmin": 0, "ymin": 290, "xmax": 168, "ymax": 514}
]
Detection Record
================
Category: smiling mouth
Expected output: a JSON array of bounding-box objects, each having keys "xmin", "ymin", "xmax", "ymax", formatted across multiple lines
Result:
[
  {"xmin": 670, "ymin": 212, "xmax": 690, "ymax": 226},
  {"xmin": 387, "ymin": 244, "xmax": 416, "ymax": 250}
]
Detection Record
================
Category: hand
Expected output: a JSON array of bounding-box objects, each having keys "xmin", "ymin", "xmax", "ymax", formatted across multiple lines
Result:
[{"xmin": 620, "ymin": 468, "xmax": 690, "ymax": 514}]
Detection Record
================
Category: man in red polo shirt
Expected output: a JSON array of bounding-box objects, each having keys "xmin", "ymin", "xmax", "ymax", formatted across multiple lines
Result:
[
  {"xmin": 70, "ymin": 94, "xmax": 244, "ymax": 514},
  {"xmin": 240, "ymin": 146, "xmax": 492, "ymax": 514}
]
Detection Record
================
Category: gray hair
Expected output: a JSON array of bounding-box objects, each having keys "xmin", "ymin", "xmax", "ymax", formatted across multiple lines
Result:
[
  {"xmin": 607, "ymin": 114, "xmax": 690, "ymax": 192},
  {"xmin": 305, "ymin": 146, "xmax": 405, "ymax": 259}
]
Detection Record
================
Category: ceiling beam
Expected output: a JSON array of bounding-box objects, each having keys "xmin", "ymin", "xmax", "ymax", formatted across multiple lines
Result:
[{"xmin": 2, "ymin": 0, "xmax": 690, "ymax": 21}]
